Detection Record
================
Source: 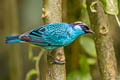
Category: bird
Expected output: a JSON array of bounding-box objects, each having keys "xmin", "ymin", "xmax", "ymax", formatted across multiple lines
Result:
[{"xmin": 6, "ymin": 21, "xmax": 94, "ymax": 50}]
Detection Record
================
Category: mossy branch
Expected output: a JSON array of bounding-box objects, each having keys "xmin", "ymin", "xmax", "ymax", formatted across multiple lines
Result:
[{"xmin": 86, "ymin": 0, "xmax": 118, "ymax": 80}]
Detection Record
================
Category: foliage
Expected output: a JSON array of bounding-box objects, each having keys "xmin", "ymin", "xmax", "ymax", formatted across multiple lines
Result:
[
  {"xmin": 67, "ymin": 70, "xmax": 92, "ymax": 80},
  {"xmin": 101, "ymin": 0, "xmax": 120, "ymax": 27},
  {"xmin": 26, "ymin": 45, "xmax": 44, "ymax": 80},
  {"xmin": 80, "ymin": 36, "xmax": 96, "ymax": 58},
  {"xmin": 89, "ymin": 0, "xmax": 119, "ymax": 79},
  {"xmin": 67, "ymin": 36, "xmax": 96, "ymax": 80},
  {"xmin": 90, "ymin": 0, "xmax": 120, "ymax": 27},
  {"xmin": 67, "ymin": 54, "xmax": 94, "ymax": 80},
  {"xmin": 67, "ymin": 1, "xmax": 97, "ymax": 79},
  {"xmin": 101, "ymin": 0, "xmax": 118, "ymax": 15}
]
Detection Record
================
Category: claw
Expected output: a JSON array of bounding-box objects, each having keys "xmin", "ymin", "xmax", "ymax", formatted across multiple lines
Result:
[{"xmin": 47, "ymin": 53, "xmax": 65, "ymax": 64}]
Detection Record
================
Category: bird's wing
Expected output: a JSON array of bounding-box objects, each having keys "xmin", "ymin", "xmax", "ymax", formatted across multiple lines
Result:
[{"xmin": 27, "ymin": 23, "xmax": 70, "ymax": 46}]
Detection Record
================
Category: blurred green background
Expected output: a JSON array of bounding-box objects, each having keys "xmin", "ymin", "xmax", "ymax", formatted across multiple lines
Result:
[{"xmin": 0, "ymin": 0, "xmax": 120, "ymax": 80}]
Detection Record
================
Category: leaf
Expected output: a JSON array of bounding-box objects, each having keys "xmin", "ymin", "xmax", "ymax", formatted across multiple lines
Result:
[
  {"xmin": 81, "ymin": 1, "xmax": 87, "ymax": 9},
  {"xmin": 90, "ymin": 1, "xmax": 99, "ymax": 12},
  {"xmin": 67, "ymin": 55, "xmax": 92, "ymax": 80},
  {"xmin": 67, "ymin": 70, "xmax": 92, "ymax": 80},
  {"xmin": 80, "ymin": 36, "xmax": 96, "ymax": 57},
  {"xmin": 25, "ymin": 69, "xmax": 37, "ymax": 80},
  {"xmin": 101, "ymin": 0, "xmax": 119, "ymax": 15},
  {"xmin": 79, "ymin": 55, "xmax": 90, "ymax": 74},
  {"xmin": 87, "ymin": 58, "xmax": 96, "ymax": 65},
  {"xmin": 67, "ymin": 71, "xmax": 81, "ymax": 80}
]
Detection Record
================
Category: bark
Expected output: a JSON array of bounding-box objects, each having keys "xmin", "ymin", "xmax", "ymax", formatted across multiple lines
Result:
[
  {"xmin": 3, "ymin": 0, "xmax": 22, "ymax": 80},
  {"xmin": 42, "ymin": 0, "xmax": 66, "ymax": 80},
  {"xmin": 64, "ymin": 0, "xmax": 86, "ymax": 74},
  {"xmin": 65, "ymin": 38, "xmax": 81, "ymax": 73},
  {"xmin": 64, "ymin": 0, "xmax": 81, "ymax": 74},
  {"xmin": 90, "ymin": 62, "xmax": 102, "ymax": 80},
  {"xmin": 66, "ymin": 0, "xmax": 81, "ymax": 23},
  {"xmin": 86, "ymin": 0, "xmax": 118, "ymax": 80}
]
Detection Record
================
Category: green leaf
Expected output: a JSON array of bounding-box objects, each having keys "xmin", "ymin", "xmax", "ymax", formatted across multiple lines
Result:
[
  {"xmin": 79, "ymin": 55, "xmax": 90, "ymax": 74},
  {"xmin": 67, "ymin": 55, "xmax": 92, "ymax": 80},
  {"xmin": 80, "ymin": 36, "xmax": 96, "ymax": 57},
  {"xmin": 67, "ymin": 71, "xmax": 81, "ymax": 80},
  {"xmin": 87, "ymin": 58, "xmax": 96, "ymax": 65},
  {"xmin": 101, "ymin": 0, "xmax": 119, "ymax": 15},
  {"xmin": 81, "ymin": 1, "xmax": 87, "ymax": 9},
  {"xmin": 25, "ymin": 69, "xmax": 37, "ymax": 80},
  {"xmin": 67, "ymin": 70, "xmax": 92, "ymax": 80}
]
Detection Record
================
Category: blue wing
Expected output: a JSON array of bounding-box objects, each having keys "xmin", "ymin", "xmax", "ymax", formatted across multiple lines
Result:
[{"xmin": 25, "ymin": 23, "xmax": 71, "ymax": 47}]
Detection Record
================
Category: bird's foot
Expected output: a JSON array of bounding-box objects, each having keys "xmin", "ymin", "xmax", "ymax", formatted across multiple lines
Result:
[
  {"xmin": 47, "ymin": 53, "xmax": 65, "ymax": 65},
  {"xmin": 50, "ymin": 58, "xmax": 65, "ymax": 64}
]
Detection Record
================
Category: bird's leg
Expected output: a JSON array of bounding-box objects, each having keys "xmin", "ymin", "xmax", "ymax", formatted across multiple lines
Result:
[{"xmin": 47, "ymin": 53, "xmax": 65, "ymax": 64}]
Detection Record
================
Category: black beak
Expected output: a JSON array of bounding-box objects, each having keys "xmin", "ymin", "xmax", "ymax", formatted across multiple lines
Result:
[{"xmin": 85, "ymin": 30, "xmax": 94, "ymax": 33}]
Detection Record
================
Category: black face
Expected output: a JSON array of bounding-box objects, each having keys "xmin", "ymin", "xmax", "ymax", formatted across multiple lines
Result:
[
  {"xmin": 71, "ymin": 21, "xmax": 94, "ymax": 33},
  {"xmin": 80, "ymin": 24, "xmax": 94, "ymax": 33}
]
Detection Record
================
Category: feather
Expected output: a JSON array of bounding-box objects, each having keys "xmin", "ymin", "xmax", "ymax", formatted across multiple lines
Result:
[
  {"xmin": 5, "ymin": 22, "xmax": 92, "ymax": 49},
  {"xmin": 6, "ymin": 35, "xmax": 22, "ymax": 44}
]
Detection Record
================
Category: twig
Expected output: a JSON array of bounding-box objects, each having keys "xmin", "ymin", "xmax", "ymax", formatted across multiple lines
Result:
[
  {"xmin": 115, "ymin": 15, "xmax": 120, "ymax": 27},
  {"xmin": 36, "ymin": 49, "xmax": 45, "ymax": 80}
]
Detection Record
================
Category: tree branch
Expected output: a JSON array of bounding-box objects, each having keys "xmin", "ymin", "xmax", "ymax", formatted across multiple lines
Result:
[
  {"xmin": 42, "ymin": 0, "xmax": 66, "ymax": 80},
  {"xmin": 86, "ymin": 0, "xmax": 118, "ymax": 80}
]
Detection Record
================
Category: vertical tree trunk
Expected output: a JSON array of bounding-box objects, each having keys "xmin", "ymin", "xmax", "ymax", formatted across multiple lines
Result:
[
  {"xmin": 64, "ymin": 0, "xmax": 87, "ymax": 74},
  {"xmin": 3, "ymin": 0, "xmax": 22, "ymax": 80},
  {"xmin": 64, "ymin": 0, "xmax": 81, "ymax": 74},
  {"xmin": 42, "ymin": 0, "xmax": 66, "ymax": 80},
  {"xmin": 86, "ymin": 0, "xmax": 118, "ymax": 80}
]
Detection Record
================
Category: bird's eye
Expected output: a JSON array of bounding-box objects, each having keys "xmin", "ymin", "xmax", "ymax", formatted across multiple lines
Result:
[
  {"xmin": 81, "ymin": 25, "xmax": 89, "ymax": 30},
  {"xmin": 75, "ymin": 25, "xmax": 82, "ymax": 30}
]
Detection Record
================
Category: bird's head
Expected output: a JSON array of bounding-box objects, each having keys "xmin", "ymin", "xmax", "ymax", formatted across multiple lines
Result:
[{"xmin": 70, "ymin": 21, "xmax": 94, "ymax": 34}]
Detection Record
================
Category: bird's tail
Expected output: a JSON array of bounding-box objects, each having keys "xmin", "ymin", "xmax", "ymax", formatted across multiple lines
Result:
[{"xmin": 6, "ymin": 35, "xmax": 22, "ymax": 44}]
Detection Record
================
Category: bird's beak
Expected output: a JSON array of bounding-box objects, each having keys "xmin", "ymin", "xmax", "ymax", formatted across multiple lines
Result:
[{"xmin": 86, "ymin": 30, "xmax": 94, "ymax": 33}]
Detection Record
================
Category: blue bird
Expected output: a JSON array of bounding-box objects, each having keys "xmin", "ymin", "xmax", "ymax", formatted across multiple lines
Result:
[{"xmin": 6, "ymin": 21, "xmax": 93, "ymax": 49}]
